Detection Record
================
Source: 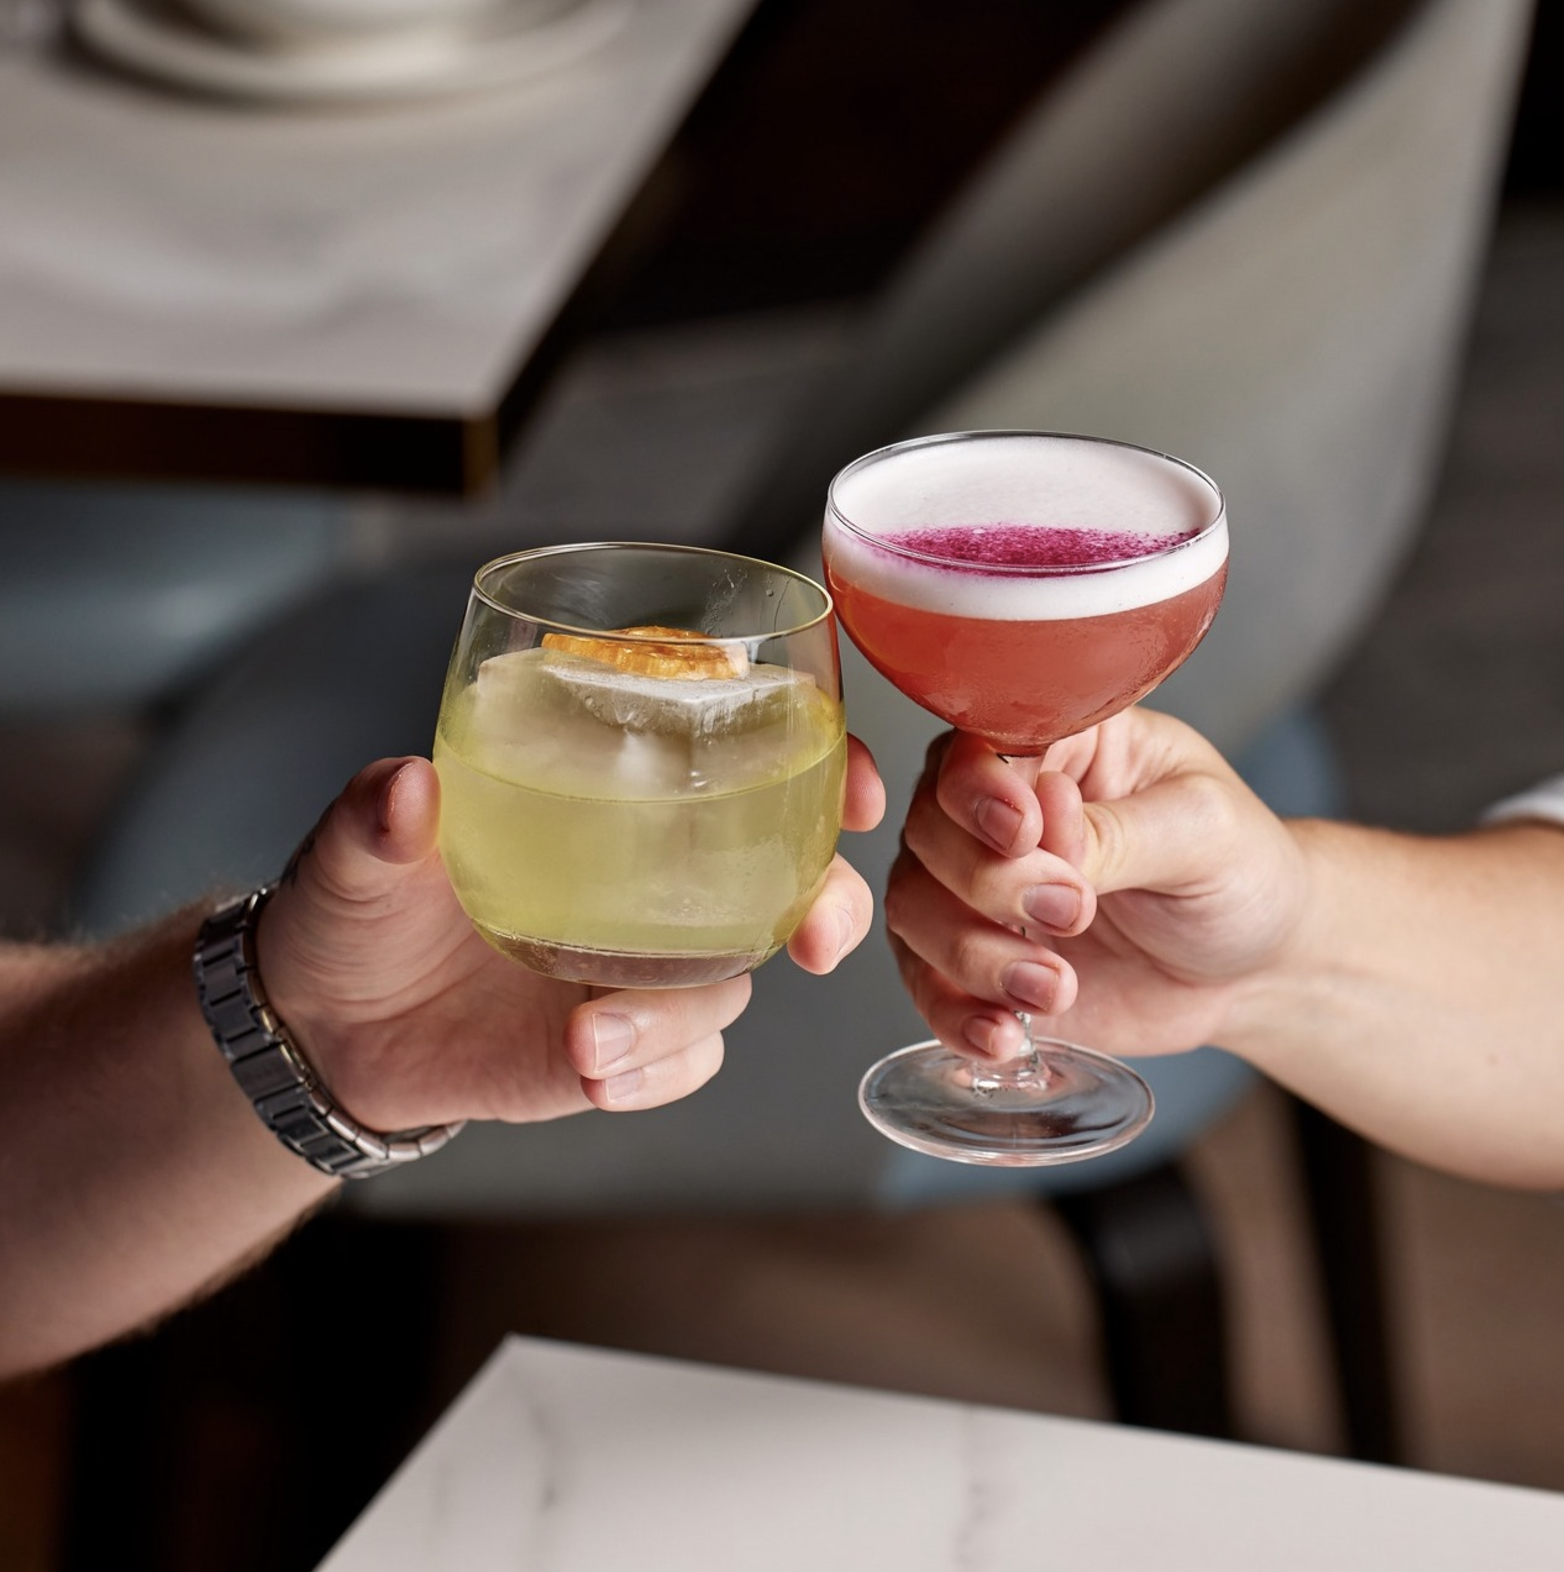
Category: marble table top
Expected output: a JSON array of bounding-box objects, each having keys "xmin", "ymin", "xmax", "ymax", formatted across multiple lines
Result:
[
  {"xmin": 317, "ymin": 1335, "xmax": 1564, "ymax": 1570},
  {"xmin": 0, "ymin": 0, "xmax": 755, "ymax": 491}
]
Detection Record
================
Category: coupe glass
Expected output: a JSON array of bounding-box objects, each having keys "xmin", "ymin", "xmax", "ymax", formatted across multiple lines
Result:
[
  {"xmin": 433, "ymin": 542, "xmax": 846, "ymax": 989},
  {"xmin": 822, "ymin": 430, "xmax": 1228, "ymax": 1164}
]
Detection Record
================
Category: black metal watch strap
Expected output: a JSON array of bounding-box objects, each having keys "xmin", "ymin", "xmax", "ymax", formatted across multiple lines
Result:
[{"xmin": 193, "ymin": 884, "xmax": 464, "ymax": 1180}]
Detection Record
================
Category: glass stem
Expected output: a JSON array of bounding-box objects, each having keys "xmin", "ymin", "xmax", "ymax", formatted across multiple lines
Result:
[
  {"xmin": 967, "ymin": 749, "xmax": 1060, "ymax": 1096},
  {"xmin": 969, "ymin": 1011, "xmax": 1051, "ymax": 1095}
]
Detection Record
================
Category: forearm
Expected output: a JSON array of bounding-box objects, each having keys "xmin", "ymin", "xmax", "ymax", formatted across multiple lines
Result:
[
  {"xmin": 0, "ymin": 910, "xmax": 335, "ymax": 1377},
  {"xmin": 1225, "ymin": 818, "xmax": 1564, "ymax": 1188}
]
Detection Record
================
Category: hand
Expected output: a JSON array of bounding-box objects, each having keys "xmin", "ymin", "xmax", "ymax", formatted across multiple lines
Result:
[
  {"xmin": 884, "ymin": 709, "xmax": 1308, "ymax": 1062},
  {"xmin": 256, "ymin": 740, "xmax": 885, "ymax": 1132}
]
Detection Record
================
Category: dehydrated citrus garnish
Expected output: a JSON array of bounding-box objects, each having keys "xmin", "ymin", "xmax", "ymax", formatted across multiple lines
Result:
[{"xmin": 541, "ymin": 625, "xmax": 749, "ymax": 680}]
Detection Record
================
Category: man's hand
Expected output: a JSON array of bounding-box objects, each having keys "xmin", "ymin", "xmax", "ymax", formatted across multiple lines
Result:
[{"xmin": 259, "ymin": 740, "xmax": 885, "ymax": 1131}]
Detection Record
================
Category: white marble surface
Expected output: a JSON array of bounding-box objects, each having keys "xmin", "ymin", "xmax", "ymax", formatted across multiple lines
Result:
[
  {"xmin": 319, "ymin": 1335, "xmax": 1564, "ymax": 1570},
  {"xmin": 0, "ymin": 0, "xmax": 752, "ymax": 415}
]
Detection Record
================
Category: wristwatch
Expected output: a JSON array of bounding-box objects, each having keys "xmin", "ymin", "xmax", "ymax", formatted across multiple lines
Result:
[{"xmin": 193, "ymin": 884, "xmax": 465, "ymax": 1180}]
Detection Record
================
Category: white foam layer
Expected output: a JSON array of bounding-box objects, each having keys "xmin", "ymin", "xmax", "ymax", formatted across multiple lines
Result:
[{"xmin": 824, "ymin": 433, "xmax": 1228, "ymax": 620}]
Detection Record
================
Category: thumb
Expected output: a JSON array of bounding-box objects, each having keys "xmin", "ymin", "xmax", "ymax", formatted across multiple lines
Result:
[
  {"xmin": 1080, "ymin": 766, "xmax": 1246, "ymax": 902},
  {"xmin": 299, "ymin": 757, "xmax": 442, "ymax": 901},
  {"xmin": 261, "ymin": 758, "xmax": 455, "ymax": 1027}
]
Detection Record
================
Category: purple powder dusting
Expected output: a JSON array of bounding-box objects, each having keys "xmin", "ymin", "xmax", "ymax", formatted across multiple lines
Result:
[{"xmin": 883, "ymin": 523, "xmax": 1194, "ymax": 570}]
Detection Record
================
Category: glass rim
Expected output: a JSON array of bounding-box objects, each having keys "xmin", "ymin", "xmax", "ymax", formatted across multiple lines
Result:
[
  {"xmin": 825, "ymin": 429, "xmax": 1228, "ymax": 578},
  {"xmin": 471, "ymin": 540, "xmax": 836, "ymax": 641}
]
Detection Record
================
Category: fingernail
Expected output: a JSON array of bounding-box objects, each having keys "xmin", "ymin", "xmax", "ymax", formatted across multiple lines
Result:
[
  {"xmin": 379, "ymin": 760, "xmax": 417, "ymax": 834},
  {"xmin": 1022, "ymin": 883, "xmax": 1081, "ymax": 933},
  {"xmin": 975, "ymin": 797, "xmax": 1024, "ymax": 854},
  {"xmin": 600, "ymin": 1066, "xmax": 645, "ymax": 1106},
  {"xmin": 1001, "ymin": 960, "xmax": 1061, "ymax": 1012},
  {"xmin": 834, "ymin": 908, "xmax": 856, "ymax": 964},
  {"xmin": 590, "ymin": 1013, "xmax": 635, "ymax": 1073}
]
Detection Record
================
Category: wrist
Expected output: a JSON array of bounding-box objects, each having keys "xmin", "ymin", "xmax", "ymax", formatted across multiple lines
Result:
[
  {"xmin": 194, "ymin": 886, "xmax": 464, "ymax": 1179},
  {"xmin": 1206, "ymin": 817, "xmax": 1335, "ymax": 1068}
]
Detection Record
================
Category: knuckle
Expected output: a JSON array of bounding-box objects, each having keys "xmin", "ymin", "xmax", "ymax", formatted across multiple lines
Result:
[
  {"xmin": 948, "ymin": 928, "xmax": 998, "ymax": 992},
  {"xmin": 1085, "ymin": 801, "xmax": 1129, "ymax": 886}
]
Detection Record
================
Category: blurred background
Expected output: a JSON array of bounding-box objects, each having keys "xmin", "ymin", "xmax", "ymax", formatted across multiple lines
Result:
[{"xmin": 2, "ymin": 0, "xmax": 1563, "ymax": 1567}]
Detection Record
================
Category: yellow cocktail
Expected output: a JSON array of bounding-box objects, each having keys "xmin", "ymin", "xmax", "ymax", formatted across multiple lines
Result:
[{"xmin": 434, "ymin": 545, "xmax": 845, "ymax": 989}]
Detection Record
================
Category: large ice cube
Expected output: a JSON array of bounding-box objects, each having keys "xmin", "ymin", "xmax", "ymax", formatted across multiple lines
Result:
[
  {"xmin": 468, "ymin": 648, "xmax": 555, "ymax": 736},
  {"xmin": 537, "ymin": 651, "xmax": 806, "ymax": 738}
]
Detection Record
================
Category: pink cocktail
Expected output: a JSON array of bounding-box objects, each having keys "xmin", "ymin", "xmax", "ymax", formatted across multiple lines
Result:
[
  {"xmin": 824, "ymin": 434, "xmax": 1228, "ymax": 755},
  {"xmin": 823, "ymin": 430, "xmax": 1228, "ymax": 1164}
]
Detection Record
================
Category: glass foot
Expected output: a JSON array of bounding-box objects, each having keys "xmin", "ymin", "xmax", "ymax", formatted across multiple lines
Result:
[{"xmin": 858, "ymin": 1037, "xmax": 1154, "ymax": 1166}]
